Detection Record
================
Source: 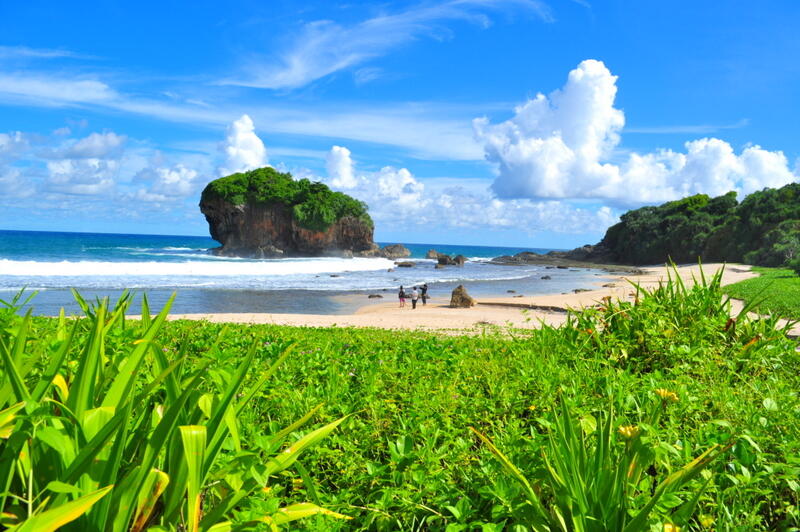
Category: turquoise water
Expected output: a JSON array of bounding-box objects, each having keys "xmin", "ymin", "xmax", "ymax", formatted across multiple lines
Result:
[{"xmin": 0, "ymin": 230, "xmax": 605, "ymax": 315}]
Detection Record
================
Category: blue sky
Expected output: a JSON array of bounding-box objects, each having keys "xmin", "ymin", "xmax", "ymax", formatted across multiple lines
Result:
[{"xmin": 1, "ymin": 1, "xmax": 799, "ymax": 248}]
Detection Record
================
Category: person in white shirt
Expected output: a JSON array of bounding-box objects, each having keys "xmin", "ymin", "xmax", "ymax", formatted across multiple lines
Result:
[{"xmin": 411, "ymin": 286, "xmax": 419, "ymax": 309}]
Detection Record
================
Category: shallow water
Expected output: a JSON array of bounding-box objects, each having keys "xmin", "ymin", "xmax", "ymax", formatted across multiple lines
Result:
[{"xmin": 0, "ymin": 230, "xmax": 607, "ymax": 315}]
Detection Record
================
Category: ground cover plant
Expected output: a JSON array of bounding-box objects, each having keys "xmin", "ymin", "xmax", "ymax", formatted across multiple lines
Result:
[
  {"xmin": 2, "ymin": 268, "xmax": 799, "ymax": 530},
  {"xmin": 722, "ymin": 266, "xmax": 800, "ymax": 320}
]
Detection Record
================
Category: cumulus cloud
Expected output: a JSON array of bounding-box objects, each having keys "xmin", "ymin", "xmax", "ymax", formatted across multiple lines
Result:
[
  {"xmin": 133, "ymin": 164, "xmax": 201, "ymax": 201},
  {"xmin": 475, "ymin": 59, "xmax": 798, "ymax": 205},
  {"xmin": 218, "ymin": 114, "xmax": 268, "ymax": 176},
  {"xmin": 61, "ymin": 132, "xmax": 126, "ymax": 158},
  {"xmin": 0, "ymin": 131, "xmax": 28, "ymax": 160},
  {"xmin": 323, "ymin": 144, "xmax": 615, "ymax": 234},
  {"xmin": 326, "ymin": 146, "xmax": 357, "ymax": 189},
  {"xmin": 0, "ymin": 168, "xmax": 34, "ymax": 198},
  {"xmin": 45, "ymin": 158, "xmax": 118, "ymax": 196}
]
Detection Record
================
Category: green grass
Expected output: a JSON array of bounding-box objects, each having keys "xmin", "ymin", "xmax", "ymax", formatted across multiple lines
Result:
[
  {"xmin": 722, "ymin": 266, "xmax": 800, "ymax": 320},
  {"xmin": 2, "ymin": 269, "xmax": 800, "ymax": 530}
]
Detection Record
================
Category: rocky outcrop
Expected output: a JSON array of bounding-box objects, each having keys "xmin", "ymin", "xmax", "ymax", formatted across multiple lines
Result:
[
  {"xmin": 381, "ymin": 244, "xmax": 411, "ymax": 259},
  {"xmin": 200, "ymin": 196, "xmax": 376, "ymax": 258},
  {"xmin": 491, "ymin": 249, "xmax": 641, "ymax": 273},
  {"xmin": 426, "ymin": 249, "xmax": 439, "ymax": 259},
  {"xmin": 437, "ymin": 253, "xmax": 467, "ymax": 266},
  {"xmin": 449, "ymin": 285, "xmax": 475, "ymax": 308}
]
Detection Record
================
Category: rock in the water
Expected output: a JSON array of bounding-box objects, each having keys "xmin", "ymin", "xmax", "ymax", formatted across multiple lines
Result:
[
  {"xmin": 395, "ymin": 261, "xmax": 415, "ymax": 268},
  {"xmin": 513, "ymin": 294, "xmax": 524, "ymax": 298},
  {"xmin": 557, "ymin": 265, "xmax": 569, "ymax": 269},
  {"xmin": 380, "ymin": 244, "xmax": 411, "ymax": 259},
  {"xmin": 200, "ymin": 167, "xmax": 375, "ymax": 258},
  {"xmin": 449, "ymin": 285, "xmax": 475, "ymax": 308},
  {"xmin": 507, "ymin": 289, "xmax": 516, "ymax": 293},
  {"xmin": 541, "ymin": 275, "xmax": 551, "ymax": 280},
  {"xmin": 434, "ymin": 263, "xmax": 445, "ymax": 269},
  {"xmin": 426, "ymin": 249, "xmax": 439, "ymax": 259},
  {"xmin": 368, "ymin": 294, "xmax": 383, "ymax": 299},
  {"xmin": 437, "ymin": 253, "xmax": 465, "ymax": 266},
  {"xmin": 573, "ymin": 288, "xmax": 591, "ymax": 293}
]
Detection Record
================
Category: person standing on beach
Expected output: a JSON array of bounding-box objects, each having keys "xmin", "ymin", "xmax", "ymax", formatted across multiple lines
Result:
[
  {"xmin": 398, "ymin": 285, "xmax": 406, "ymax": 308},
  {"xmin": 411, "ymin": 286, "xmax": 419, "ymax": 309},
  {"xmin": 421, "ymin": 283, "xmax": 428, "ymax": 305}
]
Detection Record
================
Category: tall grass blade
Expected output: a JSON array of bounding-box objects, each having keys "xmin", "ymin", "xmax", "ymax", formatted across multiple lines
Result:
[
  {"xmin": 8, "ymin": 485, "xmax": 112, "ymax": 532},
  {"xmin": 181, "ymin": 425, "xmax": 207, "ymax": 532}
]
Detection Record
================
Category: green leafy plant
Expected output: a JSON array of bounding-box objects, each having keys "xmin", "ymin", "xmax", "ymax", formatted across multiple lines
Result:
[
  {"xmin": 0, "ymin": 291, "xmax": 349, "ymax": 530},
  {"xmin": 472, "ymin": 393, "xmax": 730, "ymax": 531}
]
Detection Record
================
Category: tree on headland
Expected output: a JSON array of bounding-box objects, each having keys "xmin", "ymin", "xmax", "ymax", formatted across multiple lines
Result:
[{"xmin": 598, "ymin": 183, "xmax": 800, "ymax": 267}]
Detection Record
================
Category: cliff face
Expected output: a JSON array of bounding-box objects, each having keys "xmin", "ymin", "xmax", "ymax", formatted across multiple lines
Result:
[{"xmin": 200, "ymin": 195, "xmax": 377, "ymax": 258}]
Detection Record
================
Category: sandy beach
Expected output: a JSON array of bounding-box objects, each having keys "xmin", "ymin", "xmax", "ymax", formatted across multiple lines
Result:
[{"xmin": 169, "ymin": 263, "xmax": 758, "ymax": 332}]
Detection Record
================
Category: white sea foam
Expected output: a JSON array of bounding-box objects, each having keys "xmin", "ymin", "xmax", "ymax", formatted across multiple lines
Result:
[{"xmin": 0, "ymin": 257, "xmax": 395, "ymax": 277}]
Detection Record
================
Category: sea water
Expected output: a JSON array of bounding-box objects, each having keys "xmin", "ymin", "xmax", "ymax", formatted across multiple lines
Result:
[{"xmin": 0, "ymin": 230, "xmax": 610, "ymax": 315}]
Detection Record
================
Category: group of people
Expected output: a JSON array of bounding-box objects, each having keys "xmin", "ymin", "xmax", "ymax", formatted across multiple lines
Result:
[{"xmin": 398, "ymin": 283, "xmax": 428, "ymax": 309}]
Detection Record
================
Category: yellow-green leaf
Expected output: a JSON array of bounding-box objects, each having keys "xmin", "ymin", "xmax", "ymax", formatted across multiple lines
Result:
[
  {"xmin": 180, "ymin": 425, "xmax": 207, "ymax": 532},
  {"xmin": 9, "ymin": 485, "xmax": 112, "ymax": 532}
]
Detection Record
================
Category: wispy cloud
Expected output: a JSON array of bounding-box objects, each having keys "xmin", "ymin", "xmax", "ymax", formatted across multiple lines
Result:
[
  {"xmin": 0, "ymin": 74, "xmax": 117, "ymax": 105},
  {"xmin": 0, "ymin": 45, "xmax": 93, "ymax": 60},
  {"xmin": 625, "ymin": 118, "xmax": 750, "ymax": 134},
  {"xmin": 221, "ymin": 0, "xmax": 552, "ymax": 90},
  {"xmin": 0, "ymin": 70, "xmax": 483, "ymax": 159}
]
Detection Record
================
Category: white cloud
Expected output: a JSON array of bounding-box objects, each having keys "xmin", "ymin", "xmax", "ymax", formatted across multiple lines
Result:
[
  {"xmin": 0, "ymin": 74, "xmax": 116, "ymax": 106},
  {"xmin": 0, "ymin": 131, "xmax": 28, "ymax": 159},
  {"xmin": 46, "ymin": 158, "xmax": 118, "ymax": 195},
  {"xmin": 223, "ymin": 0, "xmax": 552, "ymax": 89},
  {"xmin": 0, "ymin": 45, "xmax": 87, "ymax": 60},
  {"xmin": 218, "ymin": 114, "xmax": 268, "ymax": 176},
  {"xmin": 62, "ymin": 132, "xmax": 126, "ymax": 158},
  {"xmin": 476, "ymin": 59, "xmax": 798, "ymax": 205},
  {"xmin": 323, "ymin": 144, "xmax": 615, "ymax": 234},
  {"xmin": 326, "ymin": 146, "xmax": 357, "ymax": 188},
  {"xmin": 134, "ymin": 164, "xmax": 201, "ymax": 201},
  {"xmin": 0, "ymin": 168, "xmax": 33, "ymax": 198}
]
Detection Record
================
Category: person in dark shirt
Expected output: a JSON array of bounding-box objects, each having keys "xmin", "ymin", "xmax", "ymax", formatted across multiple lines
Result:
[
  {"xmin": 398, "ymin": 285, "xmax": 406, "ymax": 308},
  {"xmin": 421, "ymin": 283, "xmax": 428, "ymax": 305}
]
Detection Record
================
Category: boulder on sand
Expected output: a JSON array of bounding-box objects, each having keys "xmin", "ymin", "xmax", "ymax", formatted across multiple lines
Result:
[{"xmin": 449, "ymin": 285, "xmax": 475, "ymax": 308}]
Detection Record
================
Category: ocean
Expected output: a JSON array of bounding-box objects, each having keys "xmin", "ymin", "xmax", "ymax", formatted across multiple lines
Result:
[{"xmin": 0, "ymin": 230, "xmax": 609, "ymax": 315}]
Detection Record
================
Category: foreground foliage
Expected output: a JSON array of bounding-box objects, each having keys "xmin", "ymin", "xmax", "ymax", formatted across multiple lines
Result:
[
  {"xmin": 0, "ymin": 291, "xmax": 349, "ymax": 531},
  {"xmin": 2, "ymin": 267, "xmax": 799, "ymax": 530}
]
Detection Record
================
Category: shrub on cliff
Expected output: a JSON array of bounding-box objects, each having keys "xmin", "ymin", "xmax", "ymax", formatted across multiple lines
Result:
[
  {"xmin": 599, "ymin": 183, "xmax": 800, "ymax": 266},
  {"xmin": 201, "ymin": 167, "xmax": 372, "ymax": 232}
]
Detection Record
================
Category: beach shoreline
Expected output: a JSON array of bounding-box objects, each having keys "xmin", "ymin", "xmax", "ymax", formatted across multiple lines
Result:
[{"xmin": 167, "ymin": 263, "xmax": 757, "ymax": 332}]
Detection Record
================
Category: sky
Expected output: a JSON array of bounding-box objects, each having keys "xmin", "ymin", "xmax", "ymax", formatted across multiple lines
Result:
[{"xmin": 1, "ymin": 1, "xmax": 799, "ymax": 248}]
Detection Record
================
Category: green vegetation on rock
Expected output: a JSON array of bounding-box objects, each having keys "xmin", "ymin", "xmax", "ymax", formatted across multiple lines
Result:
[
  {"xmin": 201, "ymin": 167, "xmax": 372, "ymax": 232},
  {"xmin": 2, "ymin": 272, "xmax": 799, "ymax": 530},
  {"xmin": 601, "ymin": 183, "xmax": 800, "ymax": 265}
]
